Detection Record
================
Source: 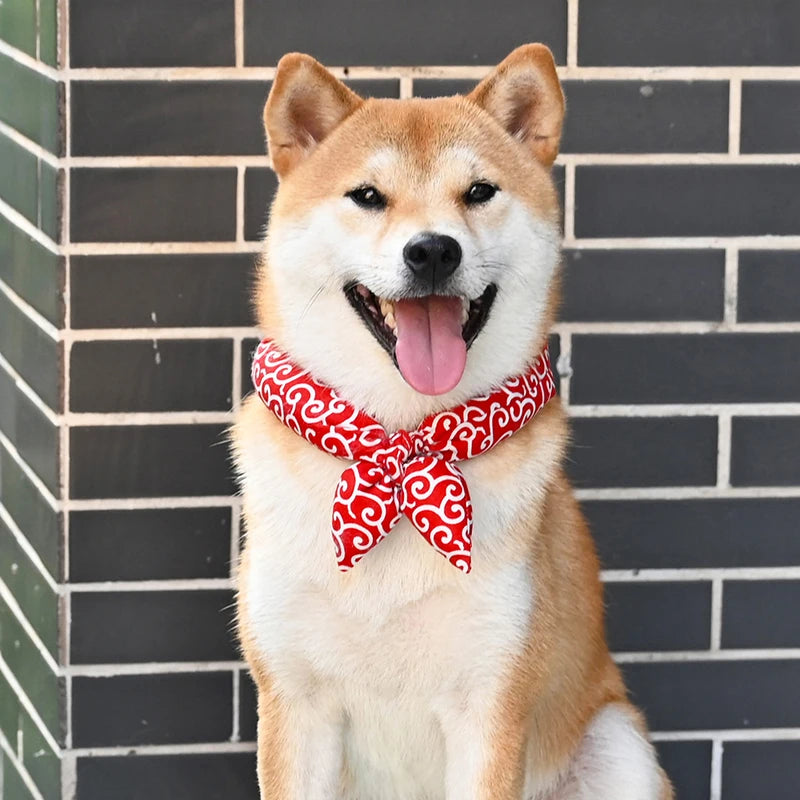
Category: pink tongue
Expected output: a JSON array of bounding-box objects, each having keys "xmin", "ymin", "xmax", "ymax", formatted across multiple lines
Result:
[{"xmin": 394, "ymin": 296, "xmax": 467, "ymax": 395}]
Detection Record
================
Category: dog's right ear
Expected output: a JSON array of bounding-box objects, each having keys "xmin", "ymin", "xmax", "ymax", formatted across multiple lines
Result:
[{"xmin": 264, "ymin": 53, "xmax": 363, "ymax": 178}]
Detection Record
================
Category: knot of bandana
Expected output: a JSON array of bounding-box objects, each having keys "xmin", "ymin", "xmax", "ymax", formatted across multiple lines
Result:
[{"xmin": 251, "ymin": 338, "xmax": 556, "ymax": 573}]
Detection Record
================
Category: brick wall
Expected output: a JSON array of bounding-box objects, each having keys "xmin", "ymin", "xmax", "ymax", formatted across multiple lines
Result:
[{"xmin": 1, "ymin": 1, "xmax": 799, "ymax": 798}]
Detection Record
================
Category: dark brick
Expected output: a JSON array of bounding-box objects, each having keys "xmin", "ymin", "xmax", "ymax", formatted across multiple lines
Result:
[
  {"xmin": 587, "ymin": 498, "xmax": 800, "ymax": 570},
  {"xmin": 568, "ymin": 417, "xmax": 718, "ymax": 488},
  {"xmin": 71, "ymin": 253, "xmax": 254, "ymax": 329},
  {"xmin": 71, "ymin": 590, "xmax": 237, "ymax": 664},
  {"xmin": 579, "ymin": 0, "xmax": 800, "ymax": 66},
  {"xmin": 605, "ymin": 581, "xmax": 711, "ymax": 652},
  {"xmin": 70, "ymin": 0, "xmax": 234, "ymax": 68},
  {"xmin": 561, "ymin": 249, "xmax": 724, "ymax": 322},
  {"xmin": 71, "ymin": 81, "xmax": 270, "ymax": 156},
  {"xmin": 70, "ymin": 424, "xmax": 235, "ymax": 499},
  {"xmin": 240, "ymin": 337, "xmax": 260, "ymax": 398},
  {"xmin": 722, "ymin": 581, "xmax": 800, "ymax": 649},
  {"xmin": 623, "ymin": 659, "xmax": 800, "ymax": 731},
  {"xmin": 72, "ymin": 672, "xmax": 232, "ymax": 746},
  {"xmin": 741, "ymin": 82, "xmax": 800, "ymax": 153},
  {"xmin": 244, "ymin": 0, "xmax": 566, "ymax": 66},
  {"xmin": 731, "ymin": 417, "xmax": 800, "ymax": 486},
  {"xmin": 244, "ymin": 168, "xmax": 278, "ymax": 241},
  {"xmin": 70, "ymin": 339, "xmax": 233, "ymax": 413},
  {"xmin": 722, "ymin": 741, "xmax": 800, "ymax": 800},
  {"xmin": 76, "ymin": 752, "xmax": 259, "ymax": 800},
  {"xmin": 71, "ymin": 168, "xmax": 237, "ymax": 243},
  {"xmin": 738, "ymin": 251, "xmax": 800, "ymax": 322},
  {"xmin": 571, "ymin": 334, "xmax": 800, "ymax": 404},
  {"xmin": 412, "ymin": 79, "xmax": 476, "ymax": 98},
  {"xmin": 656, "ymin": 741, "xmax": 711, "ymax": 800},
  {"xmin": 0, "ymin": 368, "xmax": 60, "ymax": 495},
  {"xmin": 562, "ymin": 81, "xmax": 729, "ymax": 154},
  {"xmin": 69, "ymin": 508, "xmax": 232, "ymax": 583},
  {"xmin": 576, "ymin": 165, "xmax": 800, "ymax": 238},
  {"xmin": 0, "ymin": 289, "xmax": 61, "ymax": 411}
]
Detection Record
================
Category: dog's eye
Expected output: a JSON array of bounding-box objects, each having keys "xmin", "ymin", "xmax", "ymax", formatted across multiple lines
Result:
[
  {"xmin": 346, "ymin": 186, "xmax": 387, "ymax": 210},
  {"xmin": 464, "ymin": 182, "xmax": 498, "ymax": 205}
]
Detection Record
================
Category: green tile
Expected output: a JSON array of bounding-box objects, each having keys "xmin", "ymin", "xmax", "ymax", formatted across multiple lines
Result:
[
  {"xmin": 0, "ymin": 52, "xmax": 62, "ymax": 154},
  {"xmin": 0, "ymin": 215, "xmax": 64, "ymax": 326},
  {"xmin": 0, "ymin": 517, "xmax": 59, "ymax": 658},
  {"xmin": 2, "ymin": 752, "xmax": 37, "ymax": 800},
  {"xmin": 0, "ymin": 133, "xmax": 38, "ymax": 224},
  {"xmin": 21, "ymin": 713, "xmax": 60, "ymax": 798},
  {"xmin": 0, "ymin": 289, "xmax": 61, "ymax": 411},
  {"xmin": 0, "ymin": 0, "xmax": 36, "ymax": 57},
  {"xmin": 0, "ymin": 595, "xmax": 63, "ymax": 743},
  {"xmin": 0, "ymin": 369, "xmax": 60, "ymax": 496},
  {"xmin": 0, "ymin": 665, "xmax": 22, "ymax": 745},
  {"xmin": 38, "ymin": 161, "xmax": 61, "ymax": 242},
  {"xmin": 0, "ymin": 443, "xmax": 61, "ymax": 579},
  {"xmin": 38, "ymin": 0, "xmax": 58, "ymax": 67}
]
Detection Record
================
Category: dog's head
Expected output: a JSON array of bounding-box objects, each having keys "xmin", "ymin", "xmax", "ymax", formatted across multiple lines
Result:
[{"xmin": 256, "ymin": 44, "xmax": 564, "ymax": 426}]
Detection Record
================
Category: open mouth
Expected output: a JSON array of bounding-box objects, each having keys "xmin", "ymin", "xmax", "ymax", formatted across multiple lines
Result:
[{"xmin": 345, "ymin": 283, "xmax": 497, "ymax": 395}]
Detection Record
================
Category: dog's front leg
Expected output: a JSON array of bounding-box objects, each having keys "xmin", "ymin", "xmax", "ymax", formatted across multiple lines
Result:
[
  {"xmin": 256, "ymin": 682, "xmax": 344, "ymax": 800},
  {"xmin": 436, "ymin": 698, "xmax": 527, "ymax": 800}
]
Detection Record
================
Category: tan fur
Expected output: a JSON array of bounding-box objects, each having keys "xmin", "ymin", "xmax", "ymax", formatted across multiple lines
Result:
[{"xmin": 234, "ymin": 44, "xmax": 673, "ymax": 799}]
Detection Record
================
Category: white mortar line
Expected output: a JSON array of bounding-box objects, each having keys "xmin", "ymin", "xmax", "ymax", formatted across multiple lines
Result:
[
  {"xmin": 231, "ymin": 669, "xmax": 241, "ymax": 742},
  {"xmin": 0, "ymin": 352, "xmax": 62, "ymax": 424},
  {"xmin": 578, "ymin": 485, "xmax": 800, "ymax": 500},
  {"xmin": 234, "ymin": 0, "xmax": 244, "ymax": 68},
  {"xmin": 60, "ymin": 65, "xmax": 800, "ymax": 81},
  {"xmin": 567, "ymin": 0, "xmax": 579, "ymax": 68},
  {"xmin": 0, "ymin": 277, "xmax": 60, "ymax": 340},
  {"xmin": 68, "ymin": 326, "xmax": 258, "ymax": 341},
  {"xmin": 728, "ymin": 79, "xmax": 742, "ymax": 156},
  {"xmin": 723, "ymin": 247, "xmax": 739, "ymax": 324},
  {"xmin": 0, "ymin": 203, "xmax": 60, "ymax": 254},
  {"xmin": 66, "ymin": 411, "xmax": 233, "ymax": 427},
  {"xmin": 614, "ymin": 649, "xmax": 800, "ymax": 663},
  {"xmin": 569, "ymin": 404, "xmax": 800, "ymax": 418},
  {"xmin": 69, "ymin": 741, "xmax": 257, "ymax": 757},
  {"xmin": 603, "ymin": 567, "xmax": 800, "ymax": 581},
  {"xmin": 651, "ymin": 728, "xmax": 800, "ymax": 742},
  {"xmin": 66, "ymin": 496, "xmax": 235, "ymax": 511},
  {"xmin": 235, "ymin": 165, "xmax": 246, "ymax": 242},
  {"xmin": 555, "ymin": 331, "xmax": 572, "ymax": 404},
  {"xmin": 710, "ymin": 578, "xmax": 724, "ymax": 650},
  {"xmin": 716, "ymin": 413, "xmax": 732, "ymax": 488},
  {"xmin": 0, "ymin": 432, "xmax": 61, "ymax": 512},
  {"xmin": 66, "ymin": 661, "xmax": 244, "ymax": 677},
  {"xmin": 68, "ymin": 578, "xmax": 233, "ymax": 592},
  {"xmin": 0, "ymin": 38, "xmax": 60, "ymax": 79},
  {"xmin": 64, "ymin": 240, "xmax": 262, "ymax": 255},
  {"xmin": 0, "ymin": 732, "xmax": 47, "ymax": 800},
  {"xmin": 563, "ymin": 235, "xmax": 800, "ymax": 250},
  {"xmin": 61, "ymin": 753, "xmax": 77, "ymax": 800},
  {"xmin": 399, "ymin": 76, "xmax": 413, "ymax": 99},
  {"xmin": 0, "ymin": 119, "xmax": 61, "ymax": 167},
  {"xmin": 0, "ymin": 504, "xmax": 60, "ymax": 592},
  {"xmin": 710, "ymin": 740, "xmax": 723, "ymax": 800}
]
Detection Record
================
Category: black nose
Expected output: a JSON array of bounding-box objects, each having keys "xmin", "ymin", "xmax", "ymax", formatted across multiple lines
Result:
[{"xmin": 403, "ymin": 232, "xmax": 462, "ymax": 286}]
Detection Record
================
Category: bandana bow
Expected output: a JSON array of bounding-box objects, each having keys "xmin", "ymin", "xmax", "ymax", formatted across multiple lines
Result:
[{"xmin": 251, "ymin": 339, "xmax": 556, "ymax": 573}]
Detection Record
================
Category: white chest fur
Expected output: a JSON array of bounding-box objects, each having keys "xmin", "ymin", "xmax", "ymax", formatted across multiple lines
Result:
[{"xmin": 235, "ymin": 400, "xmax": 565, "ymax": 798}]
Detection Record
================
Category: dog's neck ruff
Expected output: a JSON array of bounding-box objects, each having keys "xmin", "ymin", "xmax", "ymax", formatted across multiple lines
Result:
[{"xmin": 251, "ymin": 338, "xmax": 557, "ymax": 573}]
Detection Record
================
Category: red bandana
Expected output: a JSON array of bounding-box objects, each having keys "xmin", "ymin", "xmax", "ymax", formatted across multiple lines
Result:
[{"xmin": 251, "ymin": 339, "xmax": 556, "ymax": 573}]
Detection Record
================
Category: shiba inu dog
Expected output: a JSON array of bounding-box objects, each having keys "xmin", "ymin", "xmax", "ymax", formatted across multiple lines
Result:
[{"xmin": 232, "ymin": 44, "xmax": 673, "ymax": 799}]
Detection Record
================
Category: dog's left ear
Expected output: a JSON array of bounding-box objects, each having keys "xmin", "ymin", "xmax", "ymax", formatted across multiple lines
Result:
[
  {"xmin": 264, "ymin": 53, "xmax": 363, "ymax": 178},
  {"xmin": 467, "ymin": 44, "xmax": 564, "ymax": 167}
]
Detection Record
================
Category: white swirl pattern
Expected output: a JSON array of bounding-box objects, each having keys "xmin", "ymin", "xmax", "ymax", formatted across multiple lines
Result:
[{"xmin": 251, "ymin": 339, "xmax": 556, "ymax": 573}]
